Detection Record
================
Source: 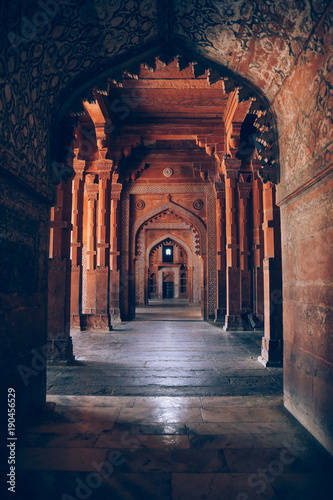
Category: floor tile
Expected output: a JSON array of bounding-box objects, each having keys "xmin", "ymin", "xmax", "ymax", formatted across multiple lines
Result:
[
  {"xmin": 171, "ymin": 473, "xmax": 277, "ymax": 500},
  {"xmin": 117, "ymin": 406, "xmax": 203, "ymax": 424},
  {"xmin": 108, "ymin": 422, "xmax": 187, "ymax": 437},
  {"xmin": 111, "ymin": 448, "xmax": 228, "ymax": 473},
  {"xmin": 18, "ymin": 431, "xmax": 99, "ymax": 448},
  {"xmin": 201, "ymin": 406, "xmax": 288, "ymax": 423},
  {"xmin": 186, "ymin": 421, "xmax": 300, "ymax": 435},
  {"xmin": 14, "ymin": 471, "xmax": 172, "ymax": 500},
  {"xmin": 95, "ymin": 433, "xmax": 190, "ymax": 450},
  {"xmin": 223, "ymin": 446, "xmax": 333, "ymax": 474},
  {"xmin": 16, "ymin": 447, "xmax": 109, "ymax": 471},
  {"xmin": 134, "ymin": 396, "xmax": 201, "ymax": 407},
  {"xmin": 46, "ymin": 395, "xmax": 135, "ymax": 407},
  {"xmin": 28, "ymin": 421, "xmax": 115, "ymax": 434},
  {"xmin": 201, "ymin": 395, "xmax": 283, "ymax": 408},
  {"xmin": 48, "ymin": 405, "xmax": 121, "ymax": 423},
  {"xmin": 188, "ymin": 433, "xmax": 308, "ymax": 449}
]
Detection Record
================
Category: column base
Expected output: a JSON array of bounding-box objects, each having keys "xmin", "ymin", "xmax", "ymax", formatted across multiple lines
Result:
[
  {"xmin": 223, "ymin": 315, "xmax": 244, "ymax": 331},
  {"xmin": 214, "ymin": 308, "xmax": 226, "ymax": 324},
  {"xmin": 110, "ymin": 308, "xmax": 121, "ymax": 324},
  {"xmin": 254, "ymin": 314, "xmax": 264, "ymax": 332},
  {"xmin": 258, "ymin": 337, "xmax": 283, "ymax": 366},
  {"xmin": 47, "ymin": 337, "xmax": 74, "ymax": 363},
  {"xmin": 258, "ymin": 355, "xmax": 282, "ymax": 367},
  {"xmin": 70, "ymin": 314, "xmax": 81, "ymax": 329},
  {"xmin": 80, "ymin": 314, "xmax": 111, "ymax": 331}
]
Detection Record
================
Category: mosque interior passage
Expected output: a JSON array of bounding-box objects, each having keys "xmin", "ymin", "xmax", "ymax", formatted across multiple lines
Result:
[
  {"xmin": 1, "ymin": 4, "xmax": 332, "ymax": 498},
  {"xmin": 48, "ymin": 57, "xmax": 282, "ymax": 374}
]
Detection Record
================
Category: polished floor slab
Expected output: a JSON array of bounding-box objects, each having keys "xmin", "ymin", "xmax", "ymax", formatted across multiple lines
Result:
[
  {"xmin": 47, "ymin": 314, "xmax": 282, "ymax": 397},
  {"xmin": 6, "ymin": 395, "xmax": 333, "ymax": 500}
]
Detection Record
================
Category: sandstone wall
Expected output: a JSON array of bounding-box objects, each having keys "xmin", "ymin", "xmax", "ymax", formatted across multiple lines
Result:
[{"xmin": 274, "ymin": 6, "xmax": 333, "ymax": 453}]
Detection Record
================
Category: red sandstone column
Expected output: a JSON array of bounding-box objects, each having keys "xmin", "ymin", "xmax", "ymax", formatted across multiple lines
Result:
[
  {"xmin": 252, "ymin": 161, "xmax": 264, "ymax": 323},
  {"xmin": 95, "ymin": 168, "xmax": 112, "ymax": 329},
  {"xmin": 109, "ymin": 173, "xmax": 122, "ymax": 323},
  {"xmin": 85, "ymin": 175, "xmax": 98, "ymax": 316},
  {"xmin": 238, "ymin": 181, "xmax": 251, "ymax": 314},
  {"xmin": 47, "ymin": 180, "xmax": 74, "ymax": 362},
  {"xmin": 70, "ymin": 165, "xmax": 84, "ymax": 329},
  {"xmin": 200, "ymin": 255, "xmax": 207, "ymax": 320},
  {"xmin": 187, "ymin": 266, "xmax": 193, "ymax": 305},
  {"xmin": 223, "ymin": 158, "xmax": 242, "ymax": 330},
  {"xmin": 214, "ymin": 180, "xmax": 226, "ymax": 322},
  {"xmin": 258, "ymin": 181, "xmax": 283, "ymax": 366}
]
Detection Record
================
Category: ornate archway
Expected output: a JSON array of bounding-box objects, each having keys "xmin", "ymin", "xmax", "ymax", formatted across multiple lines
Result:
[
  {"xmin": 120, "ymin": 183, "xmax": 216, "ymax": 320},
  {"xmin": 133, "ymin": 208, "xmax": 204, "ymax": 307},
  {"xmin": 144, "ymin": 235, "xmax": 197, "ymax": 304}
]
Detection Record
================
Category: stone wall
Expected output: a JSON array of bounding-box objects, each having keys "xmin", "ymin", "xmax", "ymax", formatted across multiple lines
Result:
[
  {"xmin": 274, "ymin": 6, "xmax": 333, "ymax": 454},
  {"xmin": 0, "ymin": 172, "xmax": 51, "ymax": 429}
]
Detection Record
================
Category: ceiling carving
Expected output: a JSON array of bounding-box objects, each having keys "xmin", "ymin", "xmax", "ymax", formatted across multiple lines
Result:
[{"xmin": 0, "ymin": 0, "xmax": 331, "ymax": 198}]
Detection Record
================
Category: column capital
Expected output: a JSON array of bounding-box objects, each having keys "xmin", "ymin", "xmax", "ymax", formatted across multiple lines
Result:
[
  {"xmin": 73, "ymin": 157, "xmax": 85, "ymax": 169},
  {"xmin": 223, "ymin": 158, "xmax": 241, "ymax": 178},
  {"xmin": 95, "ymin": 159, "xmax": 114, "ymax": 170},
  {"xmin": 111, "ymin": 183, "xmax": 122, "ymax": 201},
  {"xmin": 85, "ymin": 180, "xmax": 98, "ymax": 201},
  {"xmin": 73, "ymin": 170, "xmax": 84, "ymax": 182},
  {"xmin": 98, "ymin": 171, "xmax": 111, "ymax": 181},
  {"xmin": 238, "ymin": 182, "xmax": 251, "ymax": 199}
]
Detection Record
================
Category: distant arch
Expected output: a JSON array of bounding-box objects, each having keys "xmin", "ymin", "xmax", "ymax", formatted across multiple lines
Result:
[
  {"xmin": 146, "ymin": 233, "xmax": 193, "ymax": 266},
  {"xmin": 132, "ymin": 201, "xmax": 207, "ymax": 256}
]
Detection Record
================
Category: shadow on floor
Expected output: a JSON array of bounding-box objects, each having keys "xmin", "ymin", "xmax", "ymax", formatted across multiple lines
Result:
[{"xmin": 8, "ymin": 394, "xmax": 333, "ymax": 500}]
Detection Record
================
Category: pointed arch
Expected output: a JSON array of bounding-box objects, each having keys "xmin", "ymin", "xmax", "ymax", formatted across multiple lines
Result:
[
  {"xmin": 132, "ymin": 201, "xmax": 207, "ymax": 255},
  {"xmin": 146, "ymin": 233, "xmax": 193, "ymax": 266}
]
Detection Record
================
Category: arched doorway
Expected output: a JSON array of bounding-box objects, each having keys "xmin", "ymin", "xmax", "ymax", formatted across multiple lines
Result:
[
  {"xmin": 148, "ymin": 238, "xmax": 190, "ymax": 302},
  {"xmin": 128, "ymin": 198, "xmax": 210, "ymax": 320},
  {"xmin": 162, "ymin": 272, "xmax": 174, "ymax": 299}
]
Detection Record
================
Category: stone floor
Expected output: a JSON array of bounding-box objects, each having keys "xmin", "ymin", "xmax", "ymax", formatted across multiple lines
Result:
[
  {"xmin": 47, "ymin": 303, "xmax": 282, "ymax": 397},
  {"xmin": 7, "ymin": 395, "xmax": 333, "ymax": 499},
  {"xmin": 136, "ymin": 299, "xmax": 202, "ymax": 321},
  {"xmin": 4, "ymin": 305, "xmax": 333, "ymax": 499}
]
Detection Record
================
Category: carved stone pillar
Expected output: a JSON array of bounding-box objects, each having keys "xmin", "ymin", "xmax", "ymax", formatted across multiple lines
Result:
[
  {"xmin": 95, "ymin": 168, "xmax": 111, "ymax": 329},
  {"xmin": 252, "ymin": 161, "xmax": 264, "ymax": 323},
  {"xmin": 109, "ymin": 173, "xmax": 122, "ymax": 323},
  {"xmin": 258, "ymin": 181, "xmax": 283, "ymax": 366},
  {"xmin": 238, "ymin": 181, "xmax": 251, "ymax": 314},
  {"xmin": 70, "ymin": 165, "xmax": 84, "ymax": 329},
  {"xmin": 48, "ymin": 180, "xmax": 74, "ymax": 362},
  {"xmin": 200, "ymin": 255, "xmax": 207, "ymax": 320},
  {"xmin": 223, "ymin": 158, "xmax": 242, "ymax": 330},
  {"xmin": 85, "ymin": 175, "xmax": 98, "ymax": 315},
  {"xmin": 214, "ymin": 180, "xmax": 226, "ymax": 322}
]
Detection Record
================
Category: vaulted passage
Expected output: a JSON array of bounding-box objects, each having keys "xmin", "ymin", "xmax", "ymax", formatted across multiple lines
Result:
[
  {"xmin": 1, "ymin": 1, "xmax": 333, "ymax": 498},
  {"xmin": 48, "ymin": 58, "xmax": 282, "ymax": 370}
]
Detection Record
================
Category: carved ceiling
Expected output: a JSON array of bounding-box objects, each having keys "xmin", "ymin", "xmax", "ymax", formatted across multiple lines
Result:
[
  {"xmin": 74, "ymin": 56, "xmax": 278, "ymax": 182},
  {"xmin": 0, "ymin": 0, "xmax": 330, "ymax": 195}
]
